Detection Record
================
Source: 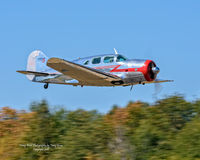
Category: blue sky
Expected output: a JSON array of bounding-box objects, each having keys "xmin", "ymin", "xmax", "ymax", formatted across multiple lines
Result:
[{"xmin": 1, "ymin": 0, "xmax": 200, "ymax": 113}]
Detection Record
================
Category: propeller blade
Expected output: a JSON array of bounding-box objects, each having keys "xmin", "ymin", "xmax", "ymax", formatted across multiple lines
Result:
[{"xmin": 153, "ymin": 79, "xmax": 163, "ymax": 100}]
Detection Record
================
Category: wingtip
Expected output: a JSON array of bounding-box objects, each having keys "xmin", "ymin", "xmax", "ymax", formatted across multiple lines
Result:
[{"xmin": 16, "ymin": 70, "xmax": 24, "ymax": 73}]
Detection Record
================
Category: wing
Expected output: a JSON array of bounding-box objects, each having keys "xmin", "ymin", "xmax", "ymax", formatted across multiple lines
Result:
[
  {"xmin": 144, "ymin": 79, "xmax": 174, "ymax": 84},
  {"xmin": 47, "ymin": 58, "xmax": 122, "ymax": 86}
]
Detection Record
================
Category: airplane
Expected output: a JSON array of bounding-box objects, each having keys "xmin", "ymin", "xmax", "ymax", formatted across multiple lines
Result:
[{"xmin": 17, "ymin": 49, "xmax": 173, "ymax": 89}]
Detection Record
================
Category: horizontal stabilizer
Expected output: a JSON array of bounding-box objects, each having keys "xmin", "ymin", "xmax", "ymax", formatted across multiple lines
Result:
[{"xmin": 17, "ymin": 70, "xmax": 56, "ymax": 76}]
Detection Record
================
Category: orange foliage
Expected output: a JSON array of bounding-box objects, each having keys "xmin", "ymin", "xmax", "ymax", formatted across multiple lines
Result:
[
  {"xmin": 0, "ymin": 107, "xmax": 35, "ymax": 159},
  {"xmin": 105, "ymin": 101, "xmax": 145, "ymax": 127}
]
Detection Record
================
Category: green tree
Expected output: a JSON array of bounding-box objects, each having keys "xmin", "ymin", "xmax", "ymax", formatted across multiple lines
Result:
[
  {"xmin": 125, "ymin": 96, "xmax": 196, "ymax": 160},
  {"xmin": 51, "ymin": 109, "xmax": 114, "ymax": 160},
  {"xmin": 17, "ymin": 100, "xmax": 66, "ymax": 160},
  {"xmin": 167, "ymin": 117, "xmax": 200, "ymax": 160}
]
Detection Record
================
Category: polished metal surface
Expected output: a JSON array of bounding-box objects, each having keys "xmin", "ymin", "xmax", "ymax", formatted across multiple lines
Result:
[
  {"xmin": 34, "ymin": 54, "xmax": 155, "ymax": 86},
  {"xmin": 17, "ymin": 50, "xmax": 173, "ymax": 87}
]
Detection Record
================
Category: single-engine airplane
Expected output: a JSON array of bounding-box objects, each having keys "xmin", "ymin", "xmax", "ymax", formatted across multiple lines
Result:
[{"xmin": 17, "ymin": 49, "xmax": 173, "ymax": 89}]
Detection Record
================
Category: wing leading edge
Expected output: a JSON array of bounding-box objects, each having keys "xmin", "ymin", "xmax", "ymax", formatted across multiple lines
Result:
[{"xmin": 47, "ymin": 58, "xmax": 122, "ymax": 86}]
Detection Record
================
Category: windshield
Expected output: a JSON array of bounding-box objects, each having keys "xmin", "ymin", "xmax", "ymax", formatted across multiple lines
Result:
[{"xmin": 116, "ymin": 55, "xmax": 127, "ymax": 62}]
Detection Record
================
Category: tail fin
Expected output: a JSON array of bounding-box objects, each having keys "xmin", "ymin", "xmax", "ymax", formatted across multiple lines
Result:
[{"xmin": 26, "ymin": 50, "xmax": 51, "ymax": 80}]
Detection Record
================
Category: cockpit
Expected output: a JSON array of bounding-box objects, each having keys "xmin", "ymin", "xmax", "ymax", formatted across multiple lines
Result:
[
  {"xmin": 83, "ymin": 54, "xmax": 127, "ymax": 65},
  {"xmin": 116, "ymin": 55, "xmax": 127, "ymax": 62}
]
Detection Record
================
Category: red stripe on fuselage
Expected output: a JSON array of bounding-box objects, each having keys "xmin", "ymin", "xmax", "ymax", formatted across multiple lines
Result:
[
  {"xmin": 108, "ymin": 60, "xmax": 155, "ymax": 81},
  {"xmin": 94, "ymin": 65, "xmax": 118, "ymax": 69},
  {"xmin": 110, "ymin": 65, "xmax": 138, "ymax": 72},
  {"xmin": 92, "ymin": 60, "xmax": 155, "ymax": 81}
]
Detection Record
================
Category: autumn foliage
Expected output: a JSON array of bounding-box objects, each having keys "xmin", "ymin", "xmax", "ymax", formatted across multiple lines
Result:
[{"xmin": 1, "ymin": 95, "xmax": 200, "ymax": 160}]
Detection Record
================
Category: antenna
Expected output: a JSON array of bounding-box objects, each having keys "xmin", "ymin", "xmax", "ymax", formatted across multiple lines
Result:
[{"xmin": 114, "ymin": 48, "xmax": 118, "ymax": 55}]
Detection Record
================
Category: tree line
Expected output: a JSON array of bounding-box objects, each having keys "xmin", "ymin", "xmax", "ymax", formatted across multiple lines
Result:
[{"xmin": 0, "ymin": 95, "xmax": 200, "ymax": 160}]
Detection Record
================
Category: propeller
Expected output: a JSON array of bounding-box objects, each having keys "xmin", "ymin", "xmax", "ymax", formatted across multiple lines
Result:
[
  {"xmin": 144, "ymin": 50, "xmax": 164, "ymax": 99},
  {"xmin": 153, "ymin": 80, "xmax": 163, "ymax": 100},
  {"xmin": 151, "ymin": 66, "xmax": 163, "ymax": 100}
]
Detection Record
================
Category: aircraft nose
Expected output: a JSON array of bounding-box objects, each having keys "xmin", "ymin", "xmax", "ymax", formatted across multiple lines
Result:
[{"xmin": 152, "ymin": 66, "xmax": 160, "ymax": 74}]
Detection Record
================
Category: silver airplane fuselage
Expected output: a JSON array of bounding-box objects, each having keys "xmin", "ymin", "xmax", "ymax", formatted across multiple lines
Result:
[
  {"xmin": 34, "ymin": 54, "xmax": 159, "ymax": 86},
  {"xmin": 18, "ymin": 50, "xmax": 168, "ymax": 89},
  {"xmin": 72, "ymin": 54, "xmax": 159, "ymax": 86}
]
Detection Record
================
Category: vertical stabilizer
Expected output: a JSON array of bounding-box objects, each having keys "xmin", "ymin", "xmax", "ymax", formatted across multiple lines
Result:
[{"xmin": 26, "ymin": 50, "xmax": 50, "ymax": 80}]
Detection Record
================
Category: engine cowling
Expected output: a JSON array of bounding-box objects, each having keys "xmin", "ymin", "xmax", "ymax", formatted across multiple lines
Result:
[{"xmin": 139, "ymin": 60, "xmax": 160, "ymax": 81}]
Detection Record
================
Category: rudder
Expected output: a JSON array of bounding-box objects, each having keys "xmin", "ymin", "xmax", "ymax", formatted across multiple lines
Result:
[{"xmin": 26, "ymin": 50, "xmax": 50, "ymax": 80}]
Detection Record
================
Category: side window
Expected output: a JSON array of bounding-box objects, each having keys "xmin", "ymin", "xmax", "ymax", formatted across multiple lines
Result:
[
  {"xmin": 104, "ymin": 56, "xmax": 114, "ymax": 63},
  {"xmin": 84, "ymin": 60, "xmax": 89, "ymax": 65},
  {"xmin": 92, "ymin": 57, "xmax": 101, "ymax": 64},
  {"xmin": 116, "ymin": 55, "xmax": 126, "ymax": 62}
]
